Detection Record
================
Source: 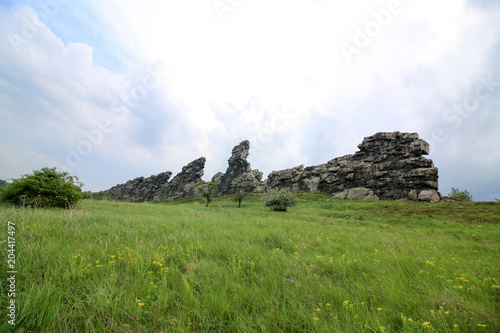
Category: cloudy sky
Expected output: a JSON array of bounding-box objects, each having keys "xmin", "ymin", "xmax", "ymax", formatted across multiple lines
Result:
[{"xmin": 1, "ymin": 0, "xmax": 499, "ymax": 201}]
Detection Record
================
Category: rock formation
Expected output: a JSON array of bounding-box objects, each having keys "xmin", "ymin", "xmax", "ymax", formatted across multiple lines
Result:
[
  {"xmin": 211, "ymin": 140, "xmax": 265, "ymax": 196},
  {"xmin": 154, "ymin": 157, "xmax": 206, "ymax": 200},
  {"xmin": 101, "ymin": 157, "xmax": 206, "ymax": 202},
  {"xmin": 102, "ymin": 132, "xmax": 440, "ymax": 202},
  {"xmin": 266, "ymin": 132, "xmax": 439, "ymax": 202},
  {"xmin": 101, "ymin": 171, "xmax": 172, "ymax": 202}
]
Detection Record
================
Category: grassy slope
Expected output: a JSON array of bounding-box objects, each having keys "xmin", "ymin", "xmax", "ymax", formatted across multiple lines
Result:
[{"xmin": 0, "ymin": 193, "xmax": 499, "ymax": 332}]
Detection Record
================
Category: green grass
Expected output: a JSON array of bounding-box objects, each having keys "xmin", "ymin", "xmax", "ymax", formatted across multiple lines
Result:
[{"xmin": 0, "ymin": 192, "xmax": 499, "ymax": 332}]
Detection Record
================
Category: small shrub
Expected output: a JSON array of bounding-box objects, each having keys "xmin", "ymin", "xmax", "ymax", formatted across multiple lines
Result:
[
  {"xmin": 262, "ymin": 188, "xmax": 298, "ymax": 212},
  {"xmin": 448, "ymin": 188, "xmax": 473, "ymax": 202},
  {"xmin": 198, "ymin": 182, "xmax": 218, "ymax": 207},
  {"xmin": 82, "ymin": 191, "xmax": 108, "ymax": 200},
  {"xmin": 0, "ymin": 167, "xmax": 83, "ymax": 208}
]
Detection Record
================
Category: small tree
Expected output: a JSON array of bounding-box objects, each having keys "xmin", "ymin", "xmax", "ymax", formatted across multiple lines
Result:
[
  {"xmin": 262, "ymin": 188, "xmax": 298, "ymax": 212},
  {"xmin": 1, "ymin": 167, "xmax": 83, "ymax": 208},
  {"xmin": 448, "ymin": 188, "xmax": 473, "ymax": 202},
  {"xmin": 198, "ymin": 182, "xmax": 218, "ymax": 207},
  {"xmin": 235, "ymin": 188, "xmax": 247, "ymax": 208},
  {"xmin": 233, "ymin": 179, "xmax": 247, "ymax": 208}
]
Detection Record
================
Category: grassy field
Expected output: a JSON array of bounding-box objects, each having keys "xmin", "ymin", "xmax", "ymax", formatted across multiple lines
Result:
[{"xmin": 0, "ymin": 192, "xmax": 499, "ymax": 332}]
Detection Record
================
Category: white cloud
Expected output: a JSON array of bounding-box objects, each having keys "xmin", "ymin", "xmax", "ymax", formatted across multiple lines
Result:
[{"xmin": 1, "ymin": 1, "xmax": 499, "ymax": 200}]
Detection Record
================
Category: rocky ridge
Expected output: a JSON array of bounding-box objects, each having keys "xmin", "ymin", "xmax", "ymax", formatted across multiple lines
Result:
[
  {"xmin": 266, "ymin": 132, "xmax": 439, "ymax": 202},
  {"xmin": 101, "ymin": 157, "xmax": 206, "ymax": 202},
  {"xmin": 101, "ymin": 171, "xmax": 172, "ymax": 202},
  {"xmin": 154, "ymin": 157, "xmax": 206, "ymax": 200},
  {"xmin": 101, "ymin": 132, "xmax": 440, "ymax": 202}
]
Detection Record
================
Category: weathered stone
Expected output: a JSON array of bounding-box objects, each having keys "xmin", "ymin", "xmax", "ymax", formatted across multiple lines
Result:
[
  {"xmin": 102, "ymin": 131, "xmax": 441, "ymax": 203},
  {"xmin": 215, "ymin": 140, "xmax": 265, "ymax": 196},
  {"xmin": 155, "ymin": 157, "xmax": 206, "ymax": 200},
  {"xmin": 101, "ymin": 171, "xmax": 172, "ymax": 202},
  {"xmin": 266, "ymin": 132, "xmax": 439, "ymax": 201},
  {"xmin": 417, "ymin": 189, "xmax": 440, "ymax": 203},
  {"xmin": 266, "ymin": 165, "xmax": 305, "ymax": 191},
  {"xmin": 210, "ymin": 172, "xmax": 224, "ymax": 185},
  {"xmin": 102, "ymin": 158, "xmax": 206, "ymax": 202},
  {"xmin": 332, "ymin": 187, "xmax": 379, "ymax": 201}
]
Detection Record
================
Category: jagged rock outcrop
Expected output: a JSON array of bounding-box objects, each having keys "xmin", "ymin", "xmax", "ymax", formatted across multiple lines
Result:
[
  {"xmin": 101, "ymin": 171, "xmax": 172, "ymax": 202},
  {"xmin": 266, "ymin": 132, "xmax": 439, "ymax": 202},
  {"xmin": 102, "ymin": 157, "xmax": 206, "ymax": 202},
  {"xmin": 102, "ymin": 132, "xmax": 440, "ymax": 203},
  {"xmin": 154, "ymin": 157, "xmax": 206, "ymax": 200},
  {"xmin": 212, "ymin": 140, "xmax": 265, "ymax": 195}
]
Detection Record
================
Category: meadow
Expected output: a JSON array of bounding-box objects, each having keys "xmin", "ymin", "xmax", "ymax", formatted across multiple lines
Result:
[{"xmin": 0, "ymin": 192, "xmax": 499, "ymax": 332}]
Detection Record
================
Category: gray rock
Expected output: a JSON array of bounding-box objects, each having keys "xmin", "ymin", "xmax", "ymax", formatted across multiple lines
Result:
[
  {"xmin": 101, "ymin": 171, "xmax": 172, "ymax": 202},
  {"xmin": 215, "ymin": 140, "xmax": 265, "ymax": 196},
  {"xmin": 332, "ymin": 187, "xmax": 379, "ymax": 201},
  {"xmin": 417, "ymin": 189, "xmax": 440, "ymax": 203},
  {"xmin": 102, "ymin": 131, "xmax": 441, "ymax": 203},
  {"xmin": 266, "ymin": 132, "xmax": 439, "ymax": 201},
  {"xmin": 155, "ymin": 157, "xmax": 206, "ymax": 200},
  {"xmin": 211, "ymin": 172, "xmax": 224, "ymax": 185},
  {"xmin": 102, "ymin": 157, "xmax": 206, "ymax": 202}
]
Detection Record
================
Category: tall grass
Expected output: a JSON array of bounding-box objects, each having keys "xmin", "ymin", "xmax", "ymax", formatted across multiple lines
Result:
[{"xmin": 0, "ymin": 193, "xmax": 498, "ymax": 332}]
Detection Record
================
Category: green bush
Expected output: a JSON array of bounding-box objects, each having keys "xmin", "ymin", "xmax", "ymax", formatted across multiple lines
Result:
[
  {"xmin": 0, "ymin": 167, "xmax": 83, "ymax": 208},
  {"xmin": 448, "ymin": 187, "xmax": 473, "ymax": 202},
  {"xmin": 262, "ymin": 188, "xmax": 298, "ymax": 212},
  {"xmin": 0, "ymin": 179, "xmax": 9, "ymax": 191}
]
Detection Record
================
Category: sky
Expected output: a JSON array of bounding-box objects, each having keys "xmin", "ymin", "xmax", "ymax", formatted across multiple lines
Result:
[{"xmin": 0, "ymin": 0, "xmax": 499, "ymax": 201}]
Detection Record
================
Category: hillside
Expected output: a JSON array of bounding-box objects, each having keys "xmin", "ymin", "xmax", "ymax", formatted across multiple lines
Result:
[{"xmin": 0, "ymin": 193, "xmax": 499, "ymax": 332}]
